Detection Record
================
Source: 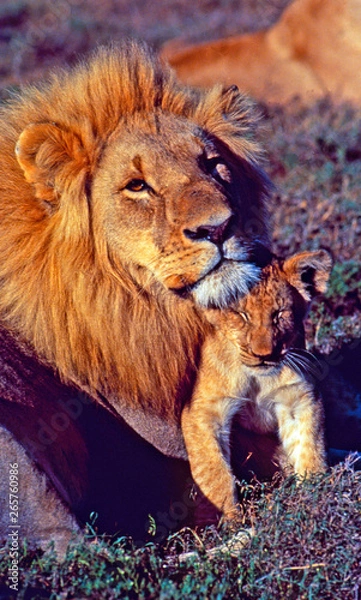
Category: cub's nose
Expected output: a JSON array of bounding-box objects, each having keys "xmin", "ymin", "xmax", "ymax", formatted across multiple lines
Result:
[
  {"xmin": 250, "ymin": 331, "xmax": 275, "ymax": 362},
  {"xmin": 183, "ymin": 216, "xmax": 231, "ymax": 246},
  {"xmin": 251, "ymin": 345, "xmax": 283, "ymax": 364},
  {"xmin": 252, "ymin": 349, "xmax": 275, "ymax": 361}
]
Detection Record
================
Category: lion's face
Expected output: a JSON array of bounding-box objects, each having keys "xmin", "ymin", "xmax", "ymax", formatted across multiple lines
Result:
[
  {"xmin": 2, "ymin": 43, "xmax": 272, "ymax": 417},
  {"xmin": 92, "ymin": 113, "xmax": 266, "ymax": 308}
]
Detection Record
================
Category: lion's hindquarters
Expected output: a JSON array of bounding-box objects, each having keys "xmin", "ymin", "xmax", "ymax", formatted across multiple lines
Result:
[{"xmin": 0, "ymin": 426, "xmax": 81, "ymax": 556}]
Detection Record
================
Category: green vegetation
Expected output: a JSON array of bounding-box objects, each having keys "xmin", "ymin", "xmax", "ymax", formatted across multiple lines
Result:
[
  {"xmin": 262, "ymin": 100, "xmax": 361, "ymax": 353},
  {"xmin": 0, "ymin": 459, "xmax": 360, "ymax": 599}
]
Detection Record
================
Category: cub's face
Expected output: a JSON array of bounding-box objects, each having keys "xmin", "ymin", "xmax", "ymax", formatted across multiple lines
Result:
[
  {"xmin": 204, "ymin": 250, "xmax": 332, "ymax": 369},
  {"xmin": 91, "ymin": 113, "xmax": 268, "ymax": 308},
  {"xmin": 213, "ymin": 265, "xmax": 303, "ymax": 369}
]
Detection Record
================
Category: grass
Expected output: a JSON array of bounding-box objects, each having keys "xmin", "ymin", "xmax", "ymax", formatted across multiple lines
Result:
[
  {"xmin": 261, "ymin": 99, "xmax": 361, "ymax": 353},
  {"xmin": 0, "ymin": 458, "xmax": 360, "ymax": 599},
  {"xmin": 263, "ymin": 99, "xmax": 361, "ymax": 263},
  {"xmin": 0, "ymin": 1, "xmax": 360, "ymax": 598},
  {"xmin": 0, "ymin": 0, "xmax": 291, "ymax": 93}
]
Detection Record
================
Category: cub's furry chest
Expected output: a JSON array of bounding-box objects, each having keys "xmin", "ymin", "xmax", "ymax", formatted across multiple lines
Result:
[
  {"xmin": 203, "ymin": 332, "xmax": 309, "ymax": 435},
  {"xmin": 233, "ymin": 365, "xmax": 306, "ymax": 434}
]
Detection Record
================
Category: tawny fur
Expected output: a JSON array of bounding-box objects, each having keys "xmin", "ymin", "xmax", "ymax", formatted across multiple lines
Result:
[
  {"xmin": 0, "ymin": 42, "xmax": 270, "ymax": 421},
  {"xmin": 163, "ymin": 0, "xmax": 361, "ymax": 106},
  {"xmin": 182, "ymin": 250, "xmax": 332, "ymax": 519},
  {"xmin": 0, "ymin": 426, "xmax": 80, "ymax": 556}
]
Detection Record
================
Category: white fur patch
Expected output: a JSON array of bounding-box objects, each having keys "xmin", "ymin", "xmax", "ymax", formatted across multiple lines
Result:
[{"xmin": 192, "ymin": 261, "xmax": 260, "ymax": 308}]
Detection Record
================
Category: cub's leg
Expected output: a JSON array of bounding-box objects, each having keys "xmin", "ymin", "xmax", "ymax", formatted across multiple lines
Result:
[
  {"xmin": 181, "ymin": 396, "xmax": 242, "ymax": 522},
  {"xmin": 274, "ymin": 383, "xmax": 326, "ymax": 476}
]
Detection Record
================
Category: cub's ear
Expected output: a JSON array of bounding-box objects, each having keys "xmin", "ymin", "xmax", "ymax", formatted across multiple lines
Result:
[
  {"xmin": 283, "ymin": 249, "xmax": 333, "ymax": 301},
  {"xmin": 15, "ymin": 123, "xmax": 88, "ymax": 208}
]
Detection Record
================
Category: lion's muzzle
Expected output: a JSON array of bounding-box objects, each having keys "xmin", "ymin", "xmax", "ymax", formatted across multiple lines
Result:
[{"xmin": 183, "ymin": 215, "xmax": 231, "ymax": 247}]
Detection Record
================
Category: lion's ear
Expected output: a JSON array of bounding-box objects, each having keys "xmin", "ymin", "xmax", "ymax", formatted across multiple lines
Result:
[
  {"xmin": 15, "ymin": 123, "xmax": 88, "ymax": 208},
  {"xmin": 194, "ymin": 84, "xmax": 261, "ymax": 161},
  {"xmin": 283, "ymin": 250, "xmax": 333, "ymax": 301}
]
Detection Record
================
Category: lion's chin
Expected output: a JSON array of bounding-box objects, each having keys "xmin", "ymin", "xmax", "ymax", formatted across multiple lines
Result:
[{"xmin": 191, "ymin": 260, "xmax": 260, "ymax": 309}]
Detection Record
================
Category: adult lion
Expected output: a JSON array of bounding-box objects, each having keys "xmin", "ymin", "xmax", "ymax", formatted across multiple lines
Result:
[
  {"xmin": 0, "ymin": 42, "xmax": 273, "ymax": 553},
  {"xmin": 163, "ymin": 0, "xmax": 361, "ymax": 106}
]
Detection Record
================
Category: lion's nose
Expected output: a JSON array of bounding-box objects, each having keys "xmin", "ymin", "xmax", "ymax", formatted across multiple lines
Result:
[{"xmin": 183, "ymin": 216, "xmax": 231, "ymax": 246}]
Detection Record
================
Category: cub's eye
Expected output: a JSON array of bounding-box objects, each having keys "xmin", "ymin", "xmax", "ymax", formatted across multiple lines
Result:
[
  {"xmin": 272, "ymin": 310, "xmax": 281, "ymax": 324},
  {"xmin": 125, "ymin": 179, "xmax": 149, "ymax": 193},
  {"xmin": 273, "ymin": 309, "xmax": 290, "ymax": 324},
  {"xmin": 238, "ymin": 310, "xmax": 249, "ymax": 323},
  {"xmin": 204, "ymin": 157, "xmax": 232, "ymax": 184}
]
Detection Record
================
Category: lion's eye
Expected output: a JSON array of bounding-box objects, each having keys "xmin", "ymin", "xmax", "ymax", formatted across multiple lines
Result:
[
  {"xmin": 125, "ymin": 179, "xmax": 149, "ymax": 193},
  {"xmin": 205, "ymin": 157, "xmax": 232, "ymax": 184}
]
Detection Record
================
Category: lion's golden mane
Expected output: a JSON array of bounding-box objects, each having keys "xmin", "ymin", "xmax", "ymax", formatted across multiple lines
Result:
[{"xmin": 0, "ymin": 42, "xmax": 269, "ymax": 421}]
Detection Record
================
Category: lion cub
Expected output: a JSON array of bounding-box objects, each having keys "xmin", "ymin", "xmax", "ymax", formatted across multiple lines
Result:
[{"xmin": 182, "ymin": 250, "xmax": 332, "ymax": 521}]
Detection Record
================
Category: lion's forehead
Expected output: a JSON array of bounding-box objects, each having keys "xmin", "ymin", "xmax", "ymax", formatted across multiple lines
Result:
[
  {"xmin": 99, "ymin": 114, "xmax": 219, "ymax": 185},
  {"xmin": 109, "ymin": 113, "xmax": 203, "ymax": 156},
  {"xmin": 109, "ymin": 140, "xmax": 200, "ymax": 180}
]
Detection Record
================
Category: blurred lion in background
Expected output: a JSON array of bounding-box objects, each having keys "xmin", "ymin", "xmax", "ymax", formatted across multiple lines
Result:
[{"xmin": 163, "ymin": 0, "xmax": 361, "ymax": 106}]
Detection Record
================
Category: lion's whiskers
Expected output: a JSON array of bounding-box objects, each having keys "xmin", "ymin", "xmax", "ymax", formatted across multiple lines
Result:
[{"xmin": 284, "ymin": 348, "xmax": 320, "ymax": 377}]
